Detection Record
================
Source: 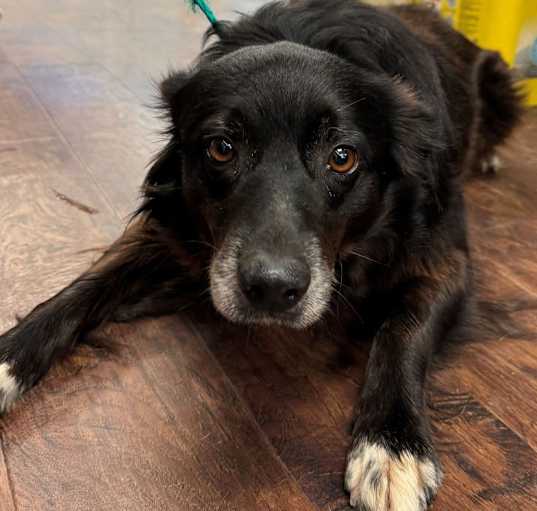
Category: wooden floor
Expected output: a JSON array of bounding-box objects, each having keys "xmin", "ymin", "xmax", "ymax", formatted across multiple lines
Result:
[{"xmin": 0, "ymin": 1, "xmax": 536, "ymax": 510}]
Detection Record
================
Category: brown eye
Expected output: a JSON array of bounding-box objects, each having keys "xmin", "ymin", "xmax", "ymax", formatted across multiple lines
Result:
[
  {"xmin": 328, "ymin": 146, "xmax": 359, "ymax": 174},
  {"xmin": 207, "ymin": 138, "xmax": 235, "ymax": 163}
]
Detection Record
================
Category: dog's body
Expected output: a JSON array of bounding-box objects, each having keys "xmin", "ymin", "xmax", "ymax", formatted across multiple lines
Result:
[{"xmin": 0, "ymin": 1, "xmax": 523, "ymax": 509}]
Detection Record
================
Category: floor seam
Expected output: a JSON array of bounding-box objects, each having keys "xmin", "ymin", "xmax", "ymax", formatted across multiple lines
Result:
[
  {"xmin": 0, "ymin": 426, "xmax": 18, "ymax": 511},
  {"xmin": 185, "ymin": 316, "xmax": 324, "ymax": 511},
  {"xmin": 11, "ymin": 62, "xmax": 127, "ymax": 225}
]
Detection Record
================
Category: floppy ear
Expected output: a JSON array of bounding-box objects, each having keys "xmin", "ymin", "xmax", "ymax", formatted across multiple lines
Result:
[
  {"xmin": 388, "ymin": 77, "xmax": 450, "ymax": 187},
  {"xmin": 159, "ymin": 70, "xmax": 192, "ymax": 119},
  {"xmin": 143, "ymin": 70, "xmax": 192, "ymax": 188},
  {"xmin": 137, "ymin": 70, "xmax": 193, "ymax": 225}
]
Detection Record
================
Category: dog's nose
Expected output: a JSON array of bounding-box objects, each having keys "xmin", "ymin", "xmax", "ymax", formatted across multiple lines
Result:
[{"xmin": 238, "ymin": 252, "xmax": 311, "ymax": 313}]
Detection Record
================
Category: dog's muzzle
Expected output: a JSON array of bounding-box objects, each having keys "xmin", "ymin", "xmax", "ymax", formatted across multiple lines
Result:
[
  {"xmin": 238, "ymin": 251, "xmax": 311, "ymax": 313},
  {"xmin": 209, "ymin": 235, "xmax": 333, "ymax": 328}
]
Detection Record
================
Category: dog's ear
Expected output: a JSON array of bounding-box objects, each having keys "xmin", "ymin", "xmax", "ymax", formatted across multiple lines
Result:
[
  {"xmin": 159, "ymin": 70, "xmax": 193, "ymax": 132},
  {"xmin": 137, "ymin": 70, "xmax": 194, "ymax": 222},
  {"xmin": 160, "ymin": 70, "xmax": 191, "ymax": 110},
  {"xmin": 144, "ymin": 69, "xmax": 194, "ymax": 187},
  {"xmin": 388, "ymin": 77, "xmax": 449, "ymax": 187}
]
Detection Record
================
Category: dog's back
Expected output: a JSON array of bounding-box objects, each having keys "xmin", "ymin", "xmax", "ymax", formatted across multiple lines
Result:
[{"xmin": 393, "ymin": 4, "xmax": 524, "ymax": 175}]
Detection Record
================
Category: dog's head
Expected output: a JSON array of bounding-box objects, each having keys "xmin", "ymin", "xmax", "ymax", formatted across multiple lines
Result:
[{"xmin": 144, "ymin": 37, "xmax": 447, "ymax": 329}]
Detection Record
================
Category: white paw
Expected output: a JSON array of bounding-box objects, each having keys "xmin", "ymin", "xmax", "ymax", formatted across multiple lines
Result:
[
  {"xmin": 0, "ymin": 362, "xmax": 22, "ymax": 413},
  {"xmin": 345, "ymin": 440, "xmax": 442, "ymax": 510},
  {"xmin": 480, "ymin": 154, "xmax": 502, "ymax": 174}
]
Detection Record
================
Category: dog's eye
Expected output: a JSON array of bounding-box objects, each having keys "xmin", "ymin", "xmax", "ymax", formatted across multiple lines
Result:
[
  {"xmin": 328, "ymin": 146, "xmax": 359, "ymax": 174},
  {"xmin": 207, "ymin": 138, "xmax": 235, "ymax": 163}
]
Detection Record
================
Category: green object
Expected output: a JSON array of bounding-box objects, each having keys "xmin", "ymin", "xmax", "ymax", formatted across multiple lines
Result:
[{"xmin": 187, "ymin": 0, "xmax": 217, "ymax": 26}]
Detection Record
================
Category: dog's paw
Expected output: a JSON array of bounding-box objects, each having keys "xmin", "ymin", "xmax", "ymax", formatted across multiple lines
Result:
[
  {"xmin": 480, "ymin": 154, "xmax": 502, "ymax": 174},
  {"xmin": 0, "ymin": 361, "xmax": 23, "ymax": 413},
  {"xmin": 345, "ymin": 439, "xmax": 442, "ymax": 510}
]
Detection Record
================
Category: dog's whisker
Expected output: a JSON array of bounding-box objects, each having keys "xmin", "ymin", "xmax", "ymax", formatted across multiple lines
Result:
[
  {"xmin": 198, "ymin": 286, "xmax": 212, "ymax": 297},
  {"xmin": 331, "ymin": 284, "xmax": 362, "ymax": 322},
  {"xmin": 185, "ymin": 239, "xmax": 218, "ymax": 251},
  {"xmin": 348, "ymin": 250, "xmax": 386, "ymax": 266},
  {"xmin": 335, "ymin": 97, "xmax": 366, "ymax": 111}
]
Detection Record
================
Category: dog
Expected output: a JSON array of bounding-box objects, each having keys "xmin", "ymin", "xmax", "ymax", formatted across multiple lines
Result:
[{"xmin": 0, "ymin": 1, "xmax": 523, "ymax": 509}]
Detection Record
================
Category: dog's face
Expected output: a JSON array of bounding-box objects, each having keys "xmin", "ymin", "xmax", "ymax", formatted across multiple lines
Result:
[{"xmin": 156, "ymin": 42, "xmax": 439, "ymax": 328}]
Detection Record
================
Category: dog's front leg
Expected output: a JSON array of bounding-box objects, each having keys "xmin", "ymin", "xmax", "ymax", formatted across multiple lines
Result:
[
  {"xmin": 345, "ymin": 252, "xmax": 467, "ymax": 510},
  {"xmin": 0, "ymin": 218, "xmax": 192, "ymax": 413}
]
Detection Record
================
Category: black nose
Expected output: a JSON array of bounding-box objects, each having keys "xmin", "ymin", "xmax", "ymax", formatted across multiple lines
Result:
[{"xmin": 238, "ymin": 252, "xmax": 311, "ymax": 313}]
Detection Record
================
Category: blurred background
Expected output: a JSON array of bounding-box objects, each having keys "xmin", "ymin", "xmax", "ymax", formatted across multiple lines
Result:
[{"xmin": 386, "ymin": 1, "xmax": 537, "ymax": 102}]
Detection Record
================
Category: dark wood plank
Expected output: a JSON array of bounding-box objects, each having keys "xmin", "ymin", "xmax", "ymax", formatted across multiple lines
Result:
[
  {"xmin": 196, "ymin": 310, "xmax": 537, "ymax": 511},
  {"xmin": 448, "ymin": 340, "xmax": 537, "ymax": 451},
  {"xmin": 197, "ymin": 319, "xmax": 359, "ymax": 510},
  {"xmin": 429, "ymin": 382, "xmax": 537, "ymax": 510},
  {"xmin": 0, "ymin": 317, "xmax": 320, "ymax": 511}
]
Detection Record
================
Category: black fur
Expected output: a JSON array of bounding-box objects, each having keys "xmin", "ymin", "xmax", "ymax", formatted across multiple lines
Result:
[{"xmin": 0, "ymin": 1, "xmax": 524, "ymax": 508}]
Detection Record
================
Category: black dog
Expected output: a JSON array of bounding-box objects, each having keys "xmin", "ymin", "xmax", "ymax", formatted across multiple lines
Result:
[{"xmin": 0, "ymin": 1, "xmax": 523, "ymax": 509}]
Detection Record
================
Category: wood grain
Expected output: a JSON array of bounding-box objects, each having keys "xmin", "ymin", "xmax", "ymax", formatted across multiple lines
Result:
[
  {"xmin": 429, "ymin": 384, "xmax": 537, "ymax": 510},
  {"xmin": 0, "ymin": 318, "xmax": 319, "ymax": 511},
  {"xmin": 0, "ymin": 138, "xmax": 119, "ymax": 331},
  {"xmin": 20, "ymin": 63, "xmax": 161, "ymax": 218},
  {"xmin": 196, "ymin": 302, "xmax": 537, "ymax": 510},
  {"xmin": 0, "ymin": 436, "xmax": 16, "ymax": 511},
  {"xmin": 0, "ymin": 63, "xmax": 57, "ymax": 142},
  {"xmin": 196, "ymin": 319, "xmax": 359, "ymax": 510}
]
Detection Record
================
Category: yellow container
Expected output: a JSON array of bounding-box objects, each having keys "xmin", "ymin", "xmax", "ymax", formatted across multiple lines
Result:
[{"xmin": 436, "ymin": 0, "xmax": 537, "ymax": 105}]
